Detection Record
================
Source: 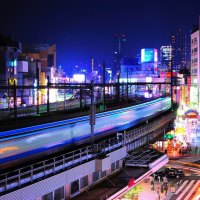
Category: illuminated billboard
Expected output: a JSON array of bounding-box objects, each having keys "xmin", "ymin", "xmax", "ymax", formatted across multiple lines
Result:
[
  {"xmin": 141, "ymin": 48, "xmax": 158, "ymax": 63},
  {"xmin": 73, "ymin": 74, "xmax": 85, "ymax": 83}
]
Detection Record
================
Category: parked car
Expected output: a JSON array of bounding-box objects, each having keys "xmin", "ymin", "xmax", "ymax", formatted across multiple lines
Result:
[{"xmin": 153, "ymin": 167, "xmax": 184, "ymax": 180}]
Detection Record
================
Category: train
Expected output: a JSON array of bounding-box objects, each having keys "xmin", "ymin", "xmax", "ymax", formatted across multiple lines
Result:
[{"xmin": 0, "ymin": 97, "xmax": 171, "ymax": 169}]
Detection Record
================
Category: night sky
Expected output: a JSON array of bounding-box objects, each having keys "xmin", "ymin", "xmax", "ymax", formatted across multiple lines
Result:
[{"xmin": 0, "ymin": 0, "xmax": 200, "ymax": 74}]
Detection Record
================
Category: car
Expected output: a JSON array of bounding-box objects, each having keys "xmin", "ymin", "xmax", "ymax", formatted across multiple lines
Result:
[
  {"xmin": 166, "ymin": 168, "xmax": 184, "ymax": 178},
  {"xmin": 153, "ymin": 167, "xmax": 184, "ymax": 180}
]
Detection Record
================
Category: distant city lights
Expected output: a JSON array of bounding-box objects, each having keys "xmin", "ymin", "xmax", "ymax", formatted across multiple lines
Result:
[{"xmin": 73, "ymin": 74, "xmax": 85, "ymax": 83}]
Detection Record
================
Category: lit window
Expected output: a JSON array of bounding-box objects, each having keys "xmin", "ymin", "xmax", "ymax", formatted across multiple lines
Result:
[{"xmin": 194, "ymin": 79, "xmax": 197, "ymax": 84}]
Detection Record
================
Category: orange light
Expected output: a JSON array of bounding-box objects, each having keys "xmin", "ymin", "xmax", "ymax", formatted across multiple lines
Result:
[{"xmin": 0, "ymin": 146, "xmax": 19, "ymax": 154}]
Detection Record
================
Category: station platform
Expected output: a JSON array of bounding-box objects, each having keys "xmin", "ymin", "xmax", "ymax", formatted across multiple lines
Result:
[
  {"xmin": 72, "ymin": 167, "xmax": 148, "ymax": 200},
  {"xmin": 72, "ymin": 148, "xmax": 168, "ymax": 200}
]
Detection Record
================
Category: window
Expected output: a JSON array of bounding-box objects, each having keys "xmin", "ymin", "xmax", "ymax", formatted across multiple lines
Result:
[
  {"xmin": 42, "ymin": 192, "xmax": 53, "ymax": 200},
  {"xmin": 54, "ymin": 187, "xmax": 64, "ymax": 200},
  {"xmin": 192, "ymin": 69, "xmax": 197, "ymax": 74},
  {"xmin": 48, "ymin": 54, "xmax": 54, "ymax": 67},
  {"xmin": 93, "ymin": 172, "xmax": 99, "ymax": 183},
  {"xmin": 80, "ymin": 175, "xmax": 88, "ymax": 189},
  {"xmin": 194, "ymin": 47, "xmax": 198, "ymax": 53},
  {"xmin": 116, "ymin": 160, "xmax": 120, "ymax": 169},
  {"xmin": 111, "ymin": 162, "xmax": 115, "ymax": 172},
  {"xmin": 71, "ymin": 179, "xmax": 79, "ymax": 194},
  {"xmin": 101, "ymin": 170, "xmax": 106, "ymax": 178}
]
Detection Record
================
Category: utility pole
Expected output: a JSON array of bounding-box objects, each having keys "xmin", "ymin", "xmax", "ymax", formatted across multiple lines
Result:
[
  {"xmin": 126, "ymin": 65, "xmax": 128, "ymax": 103},
  {"xmin": 84, "ymin": 72, "xmax": 86, "ymax": 108},
  {"xmin": 90, "ymin": 59, "xmax": 96, "ymax": 146},
  {"xmin": 13, "ymin": 79, "xmax": 17, "ymax": 118},
  {"xmin": 117, "ymin": 69, "xmax": 120, "ymax": 102},
  {"xmin": 102, "ymin": 61, "xmax": 106, "ymax": 111},
  {"xmin": 36, "ymin": 62, "xmax": 39, "ymax": 115},
  {"xmin": 80, "ymin": 87, "xmax": 83, "ymax": 110},
  {"xmin": 8, "ymin": 78, "xmax": 10, "ymax": 112},
  {"xmin": 47, "ymin": 76, "xmax": 49, "ymax": 113}
]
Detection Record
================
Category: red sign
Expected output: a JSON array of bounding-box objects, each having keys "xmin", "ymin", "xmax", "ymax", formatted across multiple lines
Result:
[
  {"xmin": 187, "ymin": 76, "xmax": 191, "ymax": 86},
  {"xmin": 166, "ymin": 72, "xmax": 177, "ymax": 78},
  {"xmin": 186, "ymin": 115, "xmax": 198, "ymax": 118},
  {"xmin": 160, "ymin": 72, "xmax": 165, "ymax": 78},
  {"xmin": 128, "ymin": 178, "xmax": 135, "ymax": 187},
  {"xmin": 185, "ymin": 110, "xmax": 198, "ymax": 118}
]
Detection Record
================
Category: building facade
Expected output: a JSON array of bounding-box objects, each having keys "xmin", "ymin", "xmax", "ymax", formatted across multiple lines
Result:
[
  {"xmin": 170, "ymin": 29, "xmax": 187, "ymax": 72},
  {"xmin": 0, "ymin": 34, "xmax": 21, "ymax": 86},
  {"xmin": 22, "ymin": 44, "xmax": 56, "ymax": 83},
  {"xmin": 160, "ymin": 45, "xmax": 172, "ymax": 70},
  {"xmin": 112, "ymin": 34, "xmax": 126, "ymax": 80},
  {"xmin": 190, "ymin": 26, "xmax": 200, "ymax": 110}
]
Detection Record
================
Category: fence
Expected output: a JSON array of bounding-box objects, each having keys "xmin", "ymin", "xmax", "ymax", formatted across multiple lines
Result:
[{"xmin": 0, "ymin": 83, "xmax": 170, "ymax": 120}]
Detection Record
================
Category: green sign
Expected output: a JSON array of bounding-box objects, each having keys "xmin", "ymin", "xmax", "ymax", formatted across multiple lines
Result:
[{"xmin": 164, "ymin": 133, "xmax": 174, "ymax": 140}]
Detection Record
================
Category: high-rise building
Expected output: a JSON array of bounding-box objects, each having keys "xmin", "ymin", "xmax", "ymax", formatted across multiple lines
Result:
[
  {"xmin": 160, "ymin": 46, "xmax": 172, "ymax": 70},
  {"xmin": 0, "ymin": 34, "xmax": 21, "ymax": 85},
  {"xmin": 112, "ymin": 34, "xmax": 126, "ymax": 80},
  {"xmin": 190, "ymin": 27, "xmax": 199, "ymax": 85},
  {"xmin": 190, "ymin": 25, "xmax": 199, "ymax": 109},
  {"xmin": 170, "ymin": 29, "xmax": 187, "ymax": 71}
]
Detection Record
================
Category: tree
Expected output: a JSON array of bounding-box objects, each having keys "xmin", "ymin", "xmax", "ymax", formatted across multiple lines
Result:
[{"xmin": 124, "ymin": 185, "xmax": 142, "ymax": 199}]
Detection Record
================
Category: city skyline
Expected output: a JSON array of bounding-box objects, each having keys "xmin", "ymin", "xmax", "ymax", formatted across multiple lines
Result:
[{"xmin": 0, "ymin": 0, "xmax": 200, "ymax": 73}]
